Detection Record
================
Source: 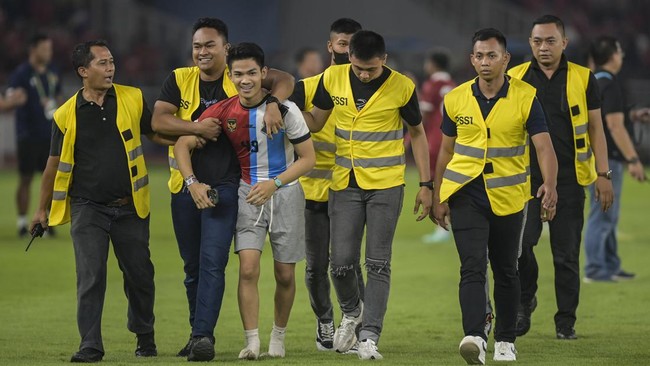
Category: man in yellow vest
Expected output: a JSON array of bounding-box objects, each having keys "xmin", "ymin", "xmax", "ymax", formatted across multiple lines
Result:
[
  {"xmin": 30, "ymin": 40, "xmax": 169, "ymax": 363},
  {"xmin": 433, "ymin": 28, "xmax": 557, "ymax": 365},
  {"xmin": 150, "ymin": 18, "xmax": 295, "ymax": 360},
  {"xmin": 303, "ymin": 30, "xmax": 432, "ymax": 360},
  {"xmin": 507, "ymin": 15, "xmax": 614, "ymax": 340},
  {"xmin": 289, "ymin": 17, "xmax": 365, "ymax": 353}
]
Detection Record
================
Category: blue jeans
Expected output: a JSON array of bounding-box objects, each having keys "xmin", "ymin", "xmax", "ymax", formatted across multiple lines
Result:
[
  {"xmin": 584, "ymin": 159, "xmax": 624, "ymax": 279},
  {"xmin": 171, "ymin": 183, "xmax": 238, "ymax": 338}
]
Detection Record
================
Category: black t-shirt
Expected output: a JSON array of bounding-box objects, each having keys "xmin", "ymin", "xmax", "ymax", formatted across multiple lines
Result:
[
  {"xmin": 50, "ymin": 87, "xmax": 153, "ymax": 203},
  {"xmin": 157, "ymin": 71, "xmax": 240, "ymax": 186},
  {"xmin": 289, "ymin": 80, "xmax": 306, "ymax": 111},
  {"xmin": 310, "ymin": 66, "xmax": 422, "ymax": 187},
  {"xmin": 594, "ymin": 69, "xmax": 628, "ymax": 162},
  {"xmin": 519, "ymin": 55, "xmax": 601, "ymax": 190},
  {"xmin": 441, "ymin": 77, "xmax": 548, "ymax": 209}
]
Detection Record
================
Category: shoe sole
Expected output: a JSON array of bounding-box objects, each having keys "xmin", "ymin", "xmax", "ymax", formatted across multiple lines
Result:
[
  {"xmin": 238, "ymin": 349, "xmax": 259, "ymax": 360},
  {"xmin": 316, "ymin": 341, "xmax": 334, "ymax": 351},
  {"xmin": 188, "ymin": 340, "xmax": 215, "ymax": 361},
  {"xmin": 459, "ymin": 342, "xmax": 484, "ymax": 365}
]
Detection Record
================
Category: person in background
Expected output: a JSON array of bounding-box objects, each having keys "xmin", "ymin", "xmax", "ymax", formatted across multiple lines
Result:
[{"xmin": 295, "ymin": 47, "xmax": 324, "ymax": 79}]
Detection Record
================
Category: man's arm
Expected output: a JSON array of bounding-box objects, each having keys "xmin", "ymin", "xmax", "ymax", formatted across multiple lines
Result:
[
  {"xmin": 151, "ymin": 100, "xmax": 221, "ymax": 141},
  {"xmin": 604, "ymin": 112, "xmax": 646, "ymax": 181},
  {"xmin": 0, "ymin": 88, "xmax": 27, "ymax": 111},
  {"xmin": 30, "ymin": 155, "xmax": 59, "ymax": 230},
  {"xmin": 531, "ymin": 132, "xmax": 558, "ymax": 221},
  {"xmin": 302, "ymin": 107, "xmax": 332, "ymax": 132},
  {"xmin": 246, "ymin": 138, "xmax": 316, "ymax": 207},
  {"xmin": 587, "ymin": 108, "xmax": 614, "ymax": 211},
  {"xmin": 406, "ymin": 122, "xmax": 432, "ymax": 221},
  {"xmin": 431, "ymin": 134, "xmax": 456, "ymax": 229},
  {"xmin": 173, "ymin": 135, "xmax": 214, "ymax": 209},
  {"xmin": 261, "ymin": 68, "xmax": 295, "ymax": 136}
]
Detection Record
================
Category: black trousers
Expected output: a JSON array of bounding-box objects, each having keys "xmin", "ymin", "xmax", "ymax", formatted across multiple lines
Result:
[
  {"xmin": 519, "ymin": 186, "xmax": 585, "ymax": 330},
  {"xmin": 70, "ymin": 197, "xmax": 155, "ymax": 353},
  {"xmin": 450, "ymin": 194, "xmax": 524, "ymax": 342}
]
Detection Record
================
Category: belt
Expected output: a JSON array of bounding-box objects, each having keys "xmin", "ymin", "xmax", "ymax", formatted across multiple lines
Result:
[{"xmin": 106, "ymin": 196, "xmax": 132, "ymax": 207}]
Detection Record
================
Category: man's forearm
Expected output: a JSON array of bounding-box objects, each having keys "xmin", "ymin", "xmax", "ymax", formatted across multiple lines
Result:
[
  {"xmin": 409, "ymin": 128, "xmax": 431, "ymax": 182},
  {"xmin": 37, "ymin": 157, "xmax": 59, "ymax": 212}
]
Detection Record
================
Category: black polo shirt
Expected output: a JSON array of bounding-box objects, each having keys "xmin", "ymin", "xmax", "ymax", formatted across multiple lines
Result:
[
  {"xmin": 50, "ymin": 86, "xmax": 153, "ymax": 203},
  {"xmin": 441, "ymin": 76, "xmax": 547, "ymax": 209},
  {"xmin": 594, "ymin": 69, "xmax": 628, "ymax": 162},
  {"xmin": 518, "ymin": 55, "xmax": 601, "ymax": 190}
]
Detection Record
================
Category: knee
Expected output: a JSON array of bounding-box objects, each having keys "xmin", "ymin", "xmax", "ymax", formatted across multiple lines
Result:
[
  {"xmin": 330, "ymin": 263, "xmax": 355, "ymax": 278},
  {"xmin": 239, "ymin": 263, "xmax": 260, "ymax": 282},
  {"xmin": 275, "ymin": 267, "xmax": 295, "ymax": 288},
  {"xmin": 365, "ymin": 258, "xmax": 390, "ymax": 275}
]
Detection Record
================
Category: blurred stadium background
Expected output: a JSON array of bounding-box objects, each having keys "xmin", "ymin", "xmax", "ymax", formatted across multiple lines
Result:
[{"xmin": 2, "ymin": 0, "xmax": 650, "ymax": 166}]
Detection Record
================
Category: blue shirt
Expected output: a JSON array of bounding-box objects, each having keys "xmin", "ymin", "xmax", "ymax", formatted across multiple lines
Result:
[
  {"xmin": 8, "ymin": 62, "xmax": 62, "ymax": 141},
  {"xmin": 441, "ymin": 76, "xmax": 548, "ymax": 210}
]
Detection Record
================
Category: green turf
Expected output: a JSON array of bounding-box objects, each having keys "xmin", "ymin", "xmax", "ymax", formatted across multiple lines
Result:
[{"xmin": 1, "ymin": 165, "xmax": 649, "ymax": 365}]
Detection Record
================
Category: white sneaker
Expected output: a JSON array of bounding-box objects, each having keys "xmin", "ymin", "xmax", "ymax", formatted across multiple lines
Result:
[
  {"xmin": 334, "ymin": 301, "xmax": 363, "ymax": 353},
  {"xmin": 493, "ymin": 341, "xmax": 517, "ymax": 361},
  {"xmin": 266, "ymin": 339, "xmax": 285, "ymax": 358},
  {"xmin": 238, "ymin": 345, "xmax": 260, "ymax": 360},
  {"xmin": 343, "ymin": 340, "xmax": 360, "ymax": 355},
  {"xmin": 316, "ymin": 320, "xmax": 335, "ymax": 351},
  {"xmin": 358, "ymin": 339, "xmax": 383, "ymax": 360},
  {"xmin": 459, "ymin": 336, "xmax": 486, "ymax": 365},
  {"xmin": 422, "ymin": 227, "xmax": 451, "ymax": 244}
]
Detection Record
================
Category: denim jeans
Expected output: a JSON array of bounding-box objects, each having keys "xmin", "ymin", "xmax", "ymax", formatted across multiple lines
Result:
[
  {"xmin": 70, "ymin": 197, "xmax": 155, "ymax": 353},
  {"xmin": 328, "ymin": 186, "xmax": 404, "ymax": 344},
  {"xmin": 171, "ymin": 182, "xmax": 238, "ymax": 338},
  {"xmin": 584, "ymin": 159, "xmax": 624, "ymax": 279}
]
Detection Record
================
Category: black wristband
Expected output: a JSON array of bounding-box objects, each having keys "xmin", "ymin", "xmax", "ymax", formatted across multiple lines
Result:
[
  {"xmin": 266, "ymin": 95, "xmax": 280, "ymax": 106},
  {"xmin": 628, "ymin": 157, "xmax": 640, "ymax": 164},
  {"xmin": 419, "ymin": 181, "xmax": 434, "ymax": 190}
]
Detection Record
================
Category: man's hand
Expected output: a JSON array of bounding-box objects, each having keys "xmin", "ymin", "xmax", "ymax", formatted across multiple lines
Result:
[
  {"xmin": 188, "ymin": 183, "xmax": 215, "ymax": 209},
  {"xmin": 430, "ymin": 200, "xmax": 450, "ymax": 230},
  {"xmin": 413, "ymin": 187, "xmax": 433, "ymax": 221},
  {"xmin": 246, "ymin": 180, "xmax": 277, "ymax": 206},
  {"xmin": 264, "ymin": 101, "xmax": 283, "ymax": 139},
  {"xmin": 195, "ymin": 136, "xmax": 207, "ymax": 149},
  {"xmin": 628, "ymin": 161, "xmax": 647, "ymax": 182},
  {"xmin": 537, "ymin": 182, "xmax": 557, "ymax": 222},
  {"xmin": 30, "ymin": 209, "xmax": 49, "ymax": 232},
  {"xmin": 195, "ymin": 117, "xmax": 222, "ymax": 141},
  {"xmin": 5, "ymin": 87, "xmax": 27, "ymax": 107},
  {"xmin": 595, "ymin": 177, "xmax": 614, "ymax": 212}
]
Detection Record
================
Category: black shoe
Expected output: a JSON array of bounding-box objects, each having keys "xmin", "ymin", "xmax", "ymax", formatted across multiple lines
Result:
[
  {"xmin": 188, "ymin": 336, "xmax": 215, "ymax": 362},
  {"xmin": 556, "ymin": 326, "xmax": 578, "ymax": 340},
  {"xmin": 18, "ymin": 226, "xmax": 28, "ymax": 238},
  {"xmin": 70, "ymin": 348, "xmax": 104, "ymax": 363},
  {"xmin": 515, "ymin": 295, "xmax": 537, "ymax": 337},
  {"xmin": 177, "ymin": 335, "xmax": 193, "ymax": 357},
  {"xmin": 613, "ymin": 269, "xmax": 636, "ymax": 281},
  {"xmin": 316, "ymin": 320, "xmax": 334, "ymax": 351},
  {"xmin": 135, "ymin": 331, "xmax": 157, "ymax": 357}
]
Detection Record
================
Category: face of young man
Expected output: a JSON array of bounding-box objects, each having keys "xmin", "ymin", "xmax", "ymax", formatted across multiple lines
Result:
[
  {"xmin": 229, "ymin": 58, "xmax": 267, "ymax": 106},
  {"xmin": 79, "ymin": 46, "xmax": 114, "ymax": 91},
  {"xmin": 192, "ymin": 27, "xmax": 229, "ymax": 75},
  {"xmin": 471, "ymin": 38, "xmax": 509, "ymax": 83},
  {"xmin": 31, "ymin": 39, "xmax": 53, "ymax": 65},
  {"xmin": 328, "ymin": 32, "xmax": 354, "ymax": 65},
  {"xmin": 349, "ymin": 54, "xmax": 386, "ymax": 83},
  {"xmin": 529, "ymin": 23, "xmax": 568, "ymax": 68}
]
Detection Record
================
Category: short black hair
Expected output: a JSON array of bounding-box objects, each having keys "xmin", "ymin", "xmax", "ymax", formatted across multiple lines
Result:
[
  {"xmin": 227, "ymin": 42, "xmax": 265, "ymax": 69},
  {"xmin": 29, "ymin": 33, "xmax": 50, "ymax": 48},
  {"xmin": 192, "ymin": 17, "xmax": 228, "ymax": 42},
  {"xmin": 427, "ymin": 51, "xmax": 450, "ymax": 71},
  {"xmin": 349, "ymin": 30, "xmax": 385, "ymax": 61},
  {"xmin": 532, "ymin": 14, "xmax": 565, "ymax": 37},
  {"xmin": 590, "ymin": 36, "xmax": 619, "ymax": 66},
  {"xmin": 472, "ymin": 28, "xmax": 507, "ymax": 51},
  {"xmin": 330, "ymin": 18, "xmax": 362, "ymax": 34},
  {"xmin": 71, "ymin": 40, "xmax": 109, "ymax": 78},
  {"xmin": 295, "ymin": 47, "xmax": 319, "ymax": 64}
]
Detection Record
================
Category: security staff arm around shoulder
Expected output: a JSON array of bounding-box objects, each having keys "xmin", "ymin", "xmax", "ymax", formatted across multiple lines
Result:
[
  {"xmin": 263, "ymin": 68, "xmax": 296, "ymax": 136},
  {"xmin": 30, "ymin": 155, "xmax": 60, "ymax": 231},
  {"xmin": 431, "ymin": 134, "xmax": 455, "ymax": 230},
  {"xmin": 588, "ymin": 108, "xmax": 614, "ymax": 211},
  {"xmin": 152, "ymin": 100, "xmax": 223, "ymax": 143},
  {"xmin": 530, "ymin": 132, "xmax": 558, "ymax": 221},
  {"xmin": 301, "ymin": 106, "xmax": 332, "ymax": 132},
  {"xmin": 408, "ymin": 121, "xmax": 433, "ymax": 221},
  {"xmin": 173, "ymin": 135, "xmax": 215, "ymax": 209}
]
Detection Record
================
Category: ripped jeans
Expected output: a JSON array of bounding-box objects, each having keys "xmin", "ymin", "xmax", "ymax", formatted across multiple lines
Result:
[{"xmin": 328, "ymin": 185, "xmax": 404, "ymax": 343}]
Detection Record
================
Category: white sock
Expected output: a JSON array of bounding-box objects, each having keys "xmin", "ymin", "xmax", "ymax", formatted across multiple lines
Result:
[
  {"xmin": 17, "ymin": 216, "xmax": 27, "ymax": 228},
  {"xmin": 268, "ymin": 323, "xmax": 286, "ymax": 357},
  {"xmin": 238, "ymin": 329, "xmax": 260, "ymax": 359}
]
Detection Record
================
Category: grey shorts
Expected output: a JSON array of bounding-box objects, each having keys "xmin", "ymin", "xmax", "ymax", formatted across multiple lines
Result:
[{"xmin": 235, "ymin": 181, "xmax": 306, "ymax": 263}]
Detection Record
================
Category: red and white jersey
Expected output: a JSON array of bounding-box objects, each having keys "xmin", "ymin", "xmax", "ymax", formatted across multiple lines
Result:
[{"xmin": 199, "ymin": 95, "xmax": 311, "ymax": 185}]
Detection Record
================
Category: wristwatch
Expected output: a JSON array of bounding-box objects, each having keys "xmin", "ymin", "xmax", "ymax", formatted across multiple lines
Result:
[
  {"xmin": 627, "ymin": 157, "xmax": 640, "ymax": 164},
  {"xmin": 597, "ymin": 170, "xmax": 612, "ymax": 180},
  {"xmin": 266, "ymin": 95, "xmax": 281, "ymax": 106},
  {"xmin": 273, "ymin": 177, "xmax": 283, "ymax": 188},
  {"xmin": 419, "ymin": 181, "xmax": 434, "ymax": 190},
  {"xmin": 184, "ymin": 174, "xmax": 198, "ymax": 186}
]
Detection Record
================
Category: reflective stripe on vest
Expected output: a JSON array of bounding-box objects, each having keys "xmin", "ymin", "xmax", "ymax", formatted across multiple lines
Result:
[
  {"xmin": 335, "ymin": 128, "xmax": 404, "ymax": 141},
  {"xmin": 313, "ymin": 141, "xmax": 336, "ymax": 153},
  {"xmin": 335, "ymin": 154, "xmax": 405, "ymax": 169},
  {"xmin": 304, "ymin": 169, "xmax": 333, "ymax": 179}
]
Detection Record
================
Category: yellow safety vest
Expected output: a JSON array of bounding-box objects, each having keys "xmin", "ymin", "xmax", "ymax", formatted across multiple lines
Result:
[
  {"xmin": 440, "ymin": 78, "xmax": 536, "ymax": 216},
  {"xmin": 50, "ymin": 84, "xmax": 150, "ymax": 225},
  {"xmin": 167, "ymin": 66, "xmax": 238, "ymax": 193},
  {"xmin": 298, "ymin": 73, "xmax": 336, "ymax": 202},
  {"xmin": 322, "ymin": 64, "xmax": 414, "ymax": 190},
  {"xmin": 508, "ymin": 61, "xmax": 596, "ymax": 186}
]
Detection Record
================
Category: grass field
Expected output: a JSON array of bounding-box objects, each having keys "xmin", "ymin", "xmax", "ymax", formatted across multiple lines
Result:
[{"xmin": 0, "ymin": 165, "xmax": 649, "ymax": 365}]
